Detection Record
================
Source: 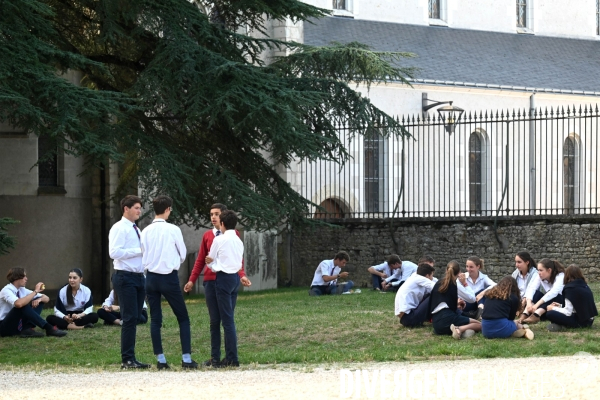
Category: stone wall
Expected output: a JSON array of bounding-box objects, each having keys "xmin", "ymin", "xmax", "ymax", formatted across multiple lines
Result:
[{"xmin": 290, "ymin": 216, "xmax": 600, "ymax": 287}]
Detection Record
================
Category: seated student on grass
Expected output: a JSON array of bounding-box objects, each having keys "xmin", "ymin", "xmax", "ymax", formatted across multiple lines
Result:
[
  {"xmin": 430, "ymin": 261, "xmax": 480, "ymax": 340},
  {"xmin": 0, "ymin": 268, "xmax": 67, "ymax": 338},
  {"xmin": 545, "ymin": 265, "xmax": 598, "ymax": 332},
  {"xmin": 481, "ymin": 276, "xmax": 534, "ymax": 340},
  {"xmin": 511, "ymin": 251, "xmax": 538, "ymax": 316},
  {"xmin": 461, "ymin": 256, "xmax": 496, "ymax": 320},
  {"xmin": 98, "ymin": 289, "xmax": 148, "ymax": 326},
  {"xmin": 46, "ymin": 268, "xmax": 99, "ymax": 330},
  {"xmin": 380, "ymin": 258, "xmax": 418, "ymax": 292},
  {"xmin": 395, "ymin": 263, "xmax": 436, "ymax": 328},
  {"xmin": 309, "ymin": 251, "xmax": 354, "ymax": 296},
  {"xmin": 520, "ymin": 258, "xmax": 565, "ymax": 325},
  {"xmin": 368, "ymin": 254, "xmax": 402, "ymax": 291}
]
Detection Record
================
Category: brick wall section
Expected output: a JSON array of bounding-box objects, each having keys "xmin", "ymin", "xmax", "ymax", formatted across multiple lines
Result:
[{"xmin": 291, "ymin": 217, "xmax": 600, "ymax": 287}]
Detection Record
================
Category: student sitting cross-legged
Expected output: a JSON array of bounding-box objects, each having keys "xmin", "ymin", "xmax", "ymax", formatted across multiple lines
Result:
[
  {"xmin": 462, "ymin": 256, "xmax": 496, "ymax": 320},
  {"xmin": 481, "ymin": 276, "xmax": 534, "ymax": 340},
  {"xmin": 545, "ymin": 265, "xmax": 598, "ymax": 332},
  {"xmin": 430, "ymin": 261, "xmax": 481, "ymax": 339},
  {"xmin": 380, "ymin": 258, "xmax": 418, "ymax": 293},
  {"xmin": 511, "ymin": 251, "xmax": 538, "ymax": 319},
  {"xmin": 98, "ymin": 289, "xmax": 148, "ymax": 326},
  {"xmin": 520, "ymin": 258, "xmax": 565, "ymax": 324},
  {"xmin": 0, "ymin": 268, "xmax": 67, "ymax": 338},
  {"xmin": 309, "ymin": 251, "xmax": 354, "ymax": 296},
  {"xmin": 395, "ymin": 263, "xmax": 436, "ymax": 328},
  {"xmin": 368, "ymin": 254, "xmax": 402, "ymax": 291},
  {"xmin": 46, "ymin": 268, "xmax": 99, "ymax": 330}
]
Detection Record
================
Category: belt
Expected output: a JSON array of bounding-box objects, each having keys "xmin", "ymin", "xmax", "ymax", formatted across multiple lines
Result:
[{"xmin": 115, "ymin": 270, "xmax": 144, "ymax": 276}]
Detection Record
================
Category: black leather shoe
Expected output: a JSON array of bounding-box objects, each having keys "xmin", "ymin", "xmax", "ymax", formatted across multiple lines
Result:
[
  {"xmin": 157, "ymin": 362, "xmax": 170, "ymax": 370},
  {"xmin": 19, "ymin": 328, "xmax": 44, "ymax": 338},
  {"xmin": 121, "ymin": 360, "xmax": 151, "ymax": 369},
  {"xmin": 182, "ymin": 360, "xmax": 199, "ymax": 369},
  {"xmin": 218, "ymin": 358, "xmax": 240, "ymax": 368},
  {"xmin": 202, "ymin": 358, "xmax": 220, "ymax": 367},
  {"xmin": 45, "ymin": 326, "xmax": 67, "ymax": 337},
  {"xmin": 84, "ymin": 323, "xmax": 95, "ymax": 329}
]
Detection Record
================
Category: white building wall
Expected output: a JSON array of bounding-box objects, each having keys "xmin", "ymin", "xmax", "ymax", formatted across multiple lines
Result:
[{"xmin": 301, "ymin": 0, "xmax": 600, "ymax": 39}]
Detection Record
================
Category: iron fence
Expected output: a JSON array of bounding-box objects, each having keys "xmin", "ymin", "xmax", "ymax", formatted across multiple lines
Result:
[{"xmin": 290, "ymin": 105, "xmax": 600, "ymax": 219}]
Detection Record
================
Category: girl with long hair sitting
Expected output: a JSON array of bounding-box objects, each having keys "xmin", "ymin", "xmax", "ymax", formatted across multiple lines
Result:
[
  {"xmin": 430, "ymin": 261, "xmax": 480, "ymax": 339},
  {"xmin": 511, "ymin": 251, "xmax": 538, "ymax": 318},
  {"xmin": 46, "ymin": 268, "xmax": 98, "ymax": 330},
  {"xmin": 462, "ymin": 256, "xmax": 496, "ymax": 320},
  {"xmin": 545, "ymin": 265, "xmax": 598, "ymax": 332},
  {"xmin": 520, "ymin": 259, "xmax": 565, "ymax": 324},
  {"xmin": 481, "ymin": 276, "xmax": 534, "ymax": 340}
]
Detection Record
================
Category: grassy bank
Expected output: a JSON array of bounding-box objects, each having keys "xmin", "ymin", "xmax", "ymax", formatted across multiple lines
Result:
[{"xmin": 1, "ymin": 285, "xmax": 599, "ymax": 369}]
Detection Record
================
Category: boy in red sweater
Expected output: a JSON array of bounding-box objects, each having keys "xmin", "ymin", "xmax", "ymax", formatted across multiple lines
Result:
[{"xmin": 184, "ymin": 203, "xmax": 251, "ymax": 367}]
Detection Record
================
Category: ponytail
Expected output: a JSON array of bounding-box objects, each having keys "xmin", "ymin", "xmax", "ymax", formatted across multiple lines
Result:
[{"xmin": 439, "ymin": 261, "xmax": 460, "ymax": 293}]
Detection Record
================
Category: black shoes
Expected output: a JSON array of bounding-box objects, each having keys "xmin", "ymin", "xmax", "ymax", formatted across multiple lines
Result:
[
  {"xmin": 84, "ymin": 323, "xmax": 95, "ymax": 329},
  {"xmin": 121, "ymin": 360, "xmax": 151, "ymax": 369},
  {"xmin": 19, "ymin": 328, "xmax": 44, "ymax": 338},
  {"xmin": 202, "ymin": 358, "xmax": 220, "ymax": 367},
  {"xmin": 182, "ymin": 360, "xmax": 199, "ymax": 369},
  {"xmin": 218, "ymin": 358, "xmax": 240, "ymax": 368},
  {"xmin": 157, "ymin": 362, "xmax": 170, "ymax": 370},
  {"xmin": 45, "ymin": 326, "xmax": 67, "ymax": 337}
]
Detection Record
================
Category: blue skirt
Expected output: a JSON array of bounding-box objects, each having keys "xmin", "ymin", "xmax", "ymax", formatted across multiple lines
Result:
[{"xmin": 481, "ymin": 318, "xmax": 517, "ymax": 339}]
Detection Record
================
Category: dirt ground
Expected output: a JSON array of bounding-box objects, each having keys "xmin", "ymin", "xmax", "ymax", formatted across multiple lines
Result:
[{"xmin": 0, "ymin": 354, "xmax": 597, "ymax": 399}]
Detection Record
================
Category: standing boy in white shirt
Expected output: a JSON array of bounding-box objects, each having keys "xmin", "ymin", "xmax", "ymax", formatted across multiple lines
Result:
[
  {"xmin": 109, "ymin": 195, "xmax": 149, "ymax": 369},
  {"xmin": 205, "ymin": 210, "xmax": 244, "ymax": 367},
  {"xmin": 141, "ymin": 195, "xmax": 196, "ymax": 370}
]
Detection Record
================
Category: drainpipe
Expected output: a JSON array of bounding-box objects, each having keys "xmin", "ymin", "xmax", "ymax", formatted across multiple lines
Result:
[
  {"xmin": 529, "ymin": 93, "xmax": 536, "ymax": 214},
  {"xmin": 100, "ymin": 165, "xmax": 108, "ymax": 300}
]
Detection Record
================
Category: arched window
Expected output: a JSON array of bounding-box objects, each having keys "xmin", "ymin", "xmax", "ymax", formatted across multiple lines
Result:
[
  {"xmin": 469, "ymin": 132, "xmax": 483, "ymax": 214},
  {"xmin": 314, "ymin": 198, "xmax": 345, "ymax": 219},
  {"xmin": 563, "ymin": 137, "xmax": 576, "ymax": 214}
]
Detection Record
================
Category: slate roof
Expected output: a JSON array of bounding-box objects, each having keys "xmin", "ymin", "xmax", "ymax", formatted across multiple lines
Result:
[{"xmin": 304, "ymin": 17, "xmax": 600, "ymax": 95}]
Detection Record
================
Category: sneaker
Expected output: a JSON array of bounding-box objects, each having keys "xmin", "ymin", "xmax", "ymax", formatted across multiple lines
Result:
[
  {"xmin": 461, "ymin": 329, "xmax": 476, "ymax": 339},
  {"xmin": 84, "ymin": 323, "xmax": 95, "ymax": 329},
  {"xmin": 547, "ymin": 323, "xmax": 566, "ymax": 332},
  {"xmin": 157, "ymin": 362, "xmax": 170, "ymax": 370},
  {"xmin": 218, "ymin": 358, "xmax": 240, "ymax": 368},
  {"xmin": 19, "ymin": 328, "xmax": 44, "ymax": 338},
  {"xmin": 45, "ymin": 326, "xmax": 67, "ymax": 337},
  {"xmin": 182, "ymin": 360, "xmax": 199, "ymax": 369},
  {"xmin": 354, "ymin": 289, "xmax": 362, "ymax": 294},
  {"xmin": 524, "ymin": 329, "xmax": 535, "ymax": 340},
  {"xmin": 450, "ymin": 324, "xmax": 461, "ymax": 340},
  {"xmin": 202, "ymin": 358, "xmax": 220, "ymax": 368},
  {"xmin": 121, "ymin": 360, "xmax": 151, "ymax": 369}
]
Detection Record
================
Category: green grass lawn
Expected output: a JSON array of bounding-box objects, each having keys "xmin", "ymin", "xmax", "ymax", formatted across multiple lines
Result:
[{"xmin": 2, "ymin": 284, "xmax": 600, "ymax": 370}]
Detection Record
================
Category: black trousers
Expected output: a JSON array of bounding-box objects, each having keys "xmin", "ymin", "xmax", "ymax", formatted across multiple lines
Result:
[{"xmin": 46, "ymin": 311, "xmax": 99, "ymax": 330}]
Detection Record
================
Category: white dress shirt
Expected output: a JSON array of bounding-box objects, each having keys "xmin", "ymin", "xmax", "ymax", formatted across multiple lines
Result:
[
  {"xmin": 385, "ymin": 261, "xmax": 418, "ymax": 286},
  {"xmin": 371, "ymin": 262, "xmax": 391, "ymax": 277},
  {"xmin": 0, "ymin": 283, "xmax": 41, "ymax": 321},
  {"xmin": 54, "ymin": 284, "xmax": 94, "ymax": 318},
  {"xmin": 207, "ymin": 230, "xmax": 244, "ymax": 274},
  {"xmin": 395, "ymin": 274, "xmax": 435, "ymax": 316},
  {"xmin": 141, "ymin": 218, "xmax": 187, "ymax": 274},
  {"xmin": 553, "ymin": 299, "xmax": 574, "ymax": 316},
  {"xmin": 311, "ymin": 259, "xmax": 341, "ymax": 286},
  {"xmin": 512, "ymin": 268, "xmax": 538, "ymax": 298},
  {"xmin": 103, "ymin": 289, "xmax": 147, "ymax": 310},
  {"xmin": 464, "ymin": 271, "xmax": 496, "ymax": 295},
  {"xmin": 109, "ymin": 216, "xmax": 143, "ymax": 273},
  {"xmin": 525, "ymin": 272, "xmax": 565, "ymax": 303}
]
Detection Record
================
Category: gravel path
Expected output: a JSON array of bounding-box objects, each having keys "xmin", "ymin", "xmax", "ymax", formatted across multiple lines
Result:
[{"xmin": 0, "ymin": 354, "xmax": 597, "ymax": 399}]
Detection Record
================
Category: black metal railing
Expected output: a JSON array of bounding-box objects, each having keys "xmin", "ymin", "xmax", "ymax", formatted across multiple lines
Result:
[{"xmin": 292, "ymin": 105, "xmax": 600, "ymax": 219}]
